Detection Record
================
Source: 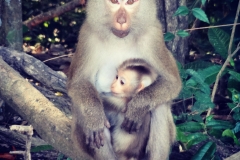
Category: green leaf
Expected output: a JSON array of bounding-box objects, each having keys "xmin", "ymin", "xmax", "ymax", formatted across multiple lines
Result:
[
  {"xmin": 31, "ymin": 145, "xmax": 54, "ymax": 152},
  {"xmin": 228, "ymin": 88, "xmax": 240, "ymax": 103},
  {"xmin": 230, "ymin": 58, "xmax": 235, "ymax": 67},
  {"xmin": 174, "ymin": 6, "xmax": 189, "ymax": 16},
  {"xmin": 43, "ymin": 22, "xmax": 49, "ymax": 27},
  {"xmin": 23, "ymin": 36, "xmax": 32, "ymax": 41},
  {"xmin": 208, "ymin": 129, "xmax": 223, "ymax": 138},
  {"xmin": 232, "ymin": 122, "xmax": 240, "ymax": 134},
  {"xmin": 192, "ymin": 142, "xmax": 216, "ymax": 160},
  {"xmin": 222, "ymin": 129, "xmax": 240, "ymax": 145},
  {"xmin": 54, "ymin": 17, "xmax": 60, "ymax": 22},
  {"xmin": 177, "ymin": 121, "xmax": 204, "ymax": 132},
  {"xmin": 201, "ymin": 0, "xmax": 206, "ymax": 5},
  {"xmin": 164, "ymin": 32, "xmax": 175, "ymax": 41},
  {"xmin": 176, "ymin": 128, "xmax": 188, "ymax": 142},
  {"xmin": 177, "ymin": 30, "xmax": 190, "ymax": 37},
  {"xmin": 206, "ymin": 120, "xmax": 234, "ymax": 130},
  {"xmin": 194, "ymin": 91, "xmax": 212, "ymax": 103},
  {"xmin": 192, "ymin": 100, "xmax": 214, "ymax": 112},
  {"xmin": 184, "ymin": 61, "xmax": 213, "ymax": 70},
  {"xmin": 228, "ymin": 71, "xmax": 240, "ymax": 82},
  {"xmin": 192, "ymin": 8, "xmax": 210, "ymax": 24},
  {"xmin": 6, "ymin": 29, "xmax": 17, "ymax": 44},
  {"xmin": 22, "ymin": 25, "xmax": 28, "ymax": 34},
  {"xmin": 227, "ymin": 103, "xmax": 238, "ymax": 110},
  {"xmin": 186, "ymin": 69, "xmax": 210, "ymax": 95},
  {"xmin": 178, "ymin": 85, "xmax": 194, "ymax": 99},
  {"xmin": 198, "ymin": 65, "xmax": 222, "ymax": 85},
  {"xmin": 186, "ymin": 133, "xmax": 208, "ymax": 149},
  {"xmin": 208, "ymin": 28, "xmax": 230, "ymax": 59},
  {"xmin": 186, "ymin": 78, "xmax": 198, "ymax": 87}
]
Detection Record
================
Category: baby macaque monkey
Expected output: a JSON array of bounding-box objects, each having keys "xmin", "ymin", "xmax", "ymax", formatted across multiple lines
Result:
[
  {"xmin": 106, "ymin": 59, "xmax": 158, "ymax": 159},
  {"xmin": 110, "ymin": 59, "xmax": 158, "ymax": 108}
]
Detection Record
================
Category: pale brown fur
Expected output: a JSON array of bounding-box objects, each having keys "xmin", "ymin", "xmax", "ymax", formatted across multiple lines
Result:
[{"xmin": 67, "ymin": 0, "xmax": 181, "ymax": 160}]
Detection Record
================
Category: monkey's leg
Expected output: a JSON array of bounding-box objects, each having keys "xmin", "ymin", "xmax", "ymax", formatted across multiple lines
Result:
[
  {"xmin": 146, "ymin": 103, "xmax": 176, "ymax": 160},
  {"xmin": 72, "ymin": 118, "xmax": 117, "ymax": 160},
  {"xmin": 93, "ymin": 128, "xmax": 117, "ymax": 160}
]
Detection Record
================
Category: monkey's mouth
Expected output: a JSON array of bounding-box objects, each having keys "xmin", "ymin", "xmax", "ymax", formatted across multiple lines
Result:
[{"xmin": 111, "ymin": 28, "xmax": 129, "ymax": 38}]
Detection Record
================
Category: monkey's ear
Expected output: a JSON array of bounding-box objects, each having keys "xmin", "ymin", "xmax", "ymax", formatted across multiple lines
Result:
[{"xmin": 137, "ymin": 83, "xmax": 145, "ymax": 92}]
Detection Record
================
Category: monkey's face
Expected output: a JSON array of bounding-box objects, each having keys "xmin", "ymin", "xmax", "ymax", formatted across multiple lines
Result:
[
  {"xmin": 106, "ymin": 0, "xmax": 140, "ymax": 38},
  {"xmin": 111, "ymin": 70, "xmax": 139, "ymax": 97}
]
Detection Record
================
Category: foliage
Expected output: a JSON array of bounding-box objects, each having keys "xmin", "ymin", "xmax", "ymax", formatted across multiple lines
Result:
[
  {"xmin": 22, "ymin": 0, "xmax": 86, "ymax": 48},
  {"xmin": 172, "ymin": 0, "xmax": 240, "ymax": 158}
]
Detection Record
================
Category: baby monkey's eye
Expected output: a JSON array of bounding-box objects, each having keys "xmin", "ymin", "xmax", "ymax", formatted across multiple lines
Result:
[
  {"xmin": 120, "ymin": 80, "xmax": 125, "ymax": 85},
  {"xmin": 116, "ymin": 75, "xmax": 118, "ymax": 79}
]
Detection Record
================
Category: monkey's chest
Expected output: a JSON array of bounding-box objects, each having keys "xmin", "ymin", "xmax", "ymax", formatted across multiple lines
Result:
[{"xmin": 95, "ymin": 64, "xmax": 118, "ymax": 93}]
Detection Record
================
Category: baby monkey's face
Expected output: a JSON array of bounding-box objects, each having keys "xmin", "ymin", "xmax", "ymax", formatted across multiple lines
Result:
[{"xmin": 111, "ymin": 69, "xmax": 140, "ymax": 97}]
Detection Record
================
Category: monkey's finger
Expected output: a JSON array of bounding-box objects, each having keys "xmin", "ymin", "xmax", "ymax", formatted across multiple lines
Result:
[
  {"xmin": 131, "ymin": 121, "xmax": 141, "ymax": 133},
  {"xmin": 94, "ymin": 131, "xmax": 101, "ymax": 149},
  {"xmin": 99, "ymin": 130, "xmax": 104, "ymax": 146},
  {"xmin": 104, "ymin": 119, "xmax": 111, "ymax": 128},
  {"xmin": 135, "ymin": 122, "xmax": 142, "ymax": 132},
  {"xmin": 130, "ymin": 122, "xmax": 138, "ymax": 133},
  {"xmin": 86, "ymin": 132, "xmax": 95, "ymax": 148}
]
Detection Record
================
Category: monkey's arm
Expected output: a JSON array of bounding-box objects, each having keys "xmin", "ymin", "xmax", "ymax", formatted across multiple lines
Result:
[
  {"xmin": 68, "ymin": 80, "xmax": 110, "ymax": 148},
  {"xmin": 122, "ymin": 50, "xmax": 182, "ymax": 133}
]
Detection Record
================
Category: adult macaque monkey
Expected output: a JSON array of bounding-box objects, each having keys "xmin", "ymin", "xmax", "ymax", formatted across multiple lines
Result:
[{"xmin": 67, "ymin": 0, "xmax": 181, "ymax": 160}]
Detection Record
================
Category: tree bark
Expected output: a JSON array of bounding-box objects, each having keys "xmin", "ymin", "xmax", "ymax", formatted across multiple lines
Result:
[
  {"xmin": 0, "ymin": 56, "xmax": 92, "ymax": 160},
  {"xmin": 0, "ymin": 0, "xmax": 22, "ymax": 51},
  {"xmin": 157, "ymin": 0, "xmax": 188, "ymax": 64}
]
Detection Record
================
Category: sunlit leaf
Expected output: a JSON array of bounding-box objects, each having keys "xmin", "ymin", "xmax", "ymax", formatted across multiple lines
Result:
[
  {"xmin": 54, "ymin": 17, "xmax": 60, "ymax": 22},
  {"xmin": 23, "ymin": 36, "xmax": 32, "ymax": 41},
  {"xmin": 222, "ymin": 129, "xmax": 240, "ymax": 145},
  {"xmin": 43, "ymin": 22, "xmax": 49, "ymax": 27}
]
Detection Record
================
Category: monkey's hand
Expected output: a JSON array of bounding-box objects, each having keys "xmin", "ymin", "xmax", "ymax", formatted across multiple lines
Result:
[
  {"xmin": 121, "ymin": 100, "xmax": 150, "ymax": 133},
  {"xmin": 84, "ymin": 112, "xmax": 110, "ymax": 149}
]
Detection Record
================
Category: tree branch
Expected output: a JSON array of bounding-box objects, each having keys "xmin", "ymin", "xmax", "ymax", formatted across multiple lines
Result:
[
  {"xmin": 0, "ymin": 47, "xmax": 66, "ymax": 93},
  {"xmin": 0, "ymin": 55, "xmax": 92, "ymax": 160},
  {"xmin": 23, "ymin": 0, "xmax": 85, "ymax": 28}
]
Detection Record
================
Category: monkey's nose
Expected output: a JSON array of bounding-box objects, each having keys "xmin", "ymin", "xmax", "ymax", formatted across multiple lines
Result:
[{"xmin": 117, "ymin": 16, "xmax": 126, "ymax": 25}]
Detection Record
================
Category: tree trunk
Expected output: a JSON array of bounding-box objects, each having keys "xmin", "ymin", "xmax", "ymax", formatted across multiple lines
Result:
[
  {"xmin": 157, "ymin": 0, "xmax": 188, "ymax": 65},
  {"xmin": 0, "ymin": 0, "xmax": 22, "ymax": 51}
]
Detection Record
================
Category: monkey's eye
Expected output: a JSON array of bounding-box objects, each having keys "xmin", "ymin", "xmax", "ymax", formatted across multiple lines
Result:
[
  {"xmin": 126, "ymin": 0, "xmax": 137, "ymax": 5},
  {"xmin": 116, "ymin": 75, "xmax": 118, "ymax": 79},
  {"xmin": 120, "ymin": 80, "xmax": 125, "ymax": 85},
  {"xmin": 110, "ymin": 0, "xmax": 119, "ymax": 4}
]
